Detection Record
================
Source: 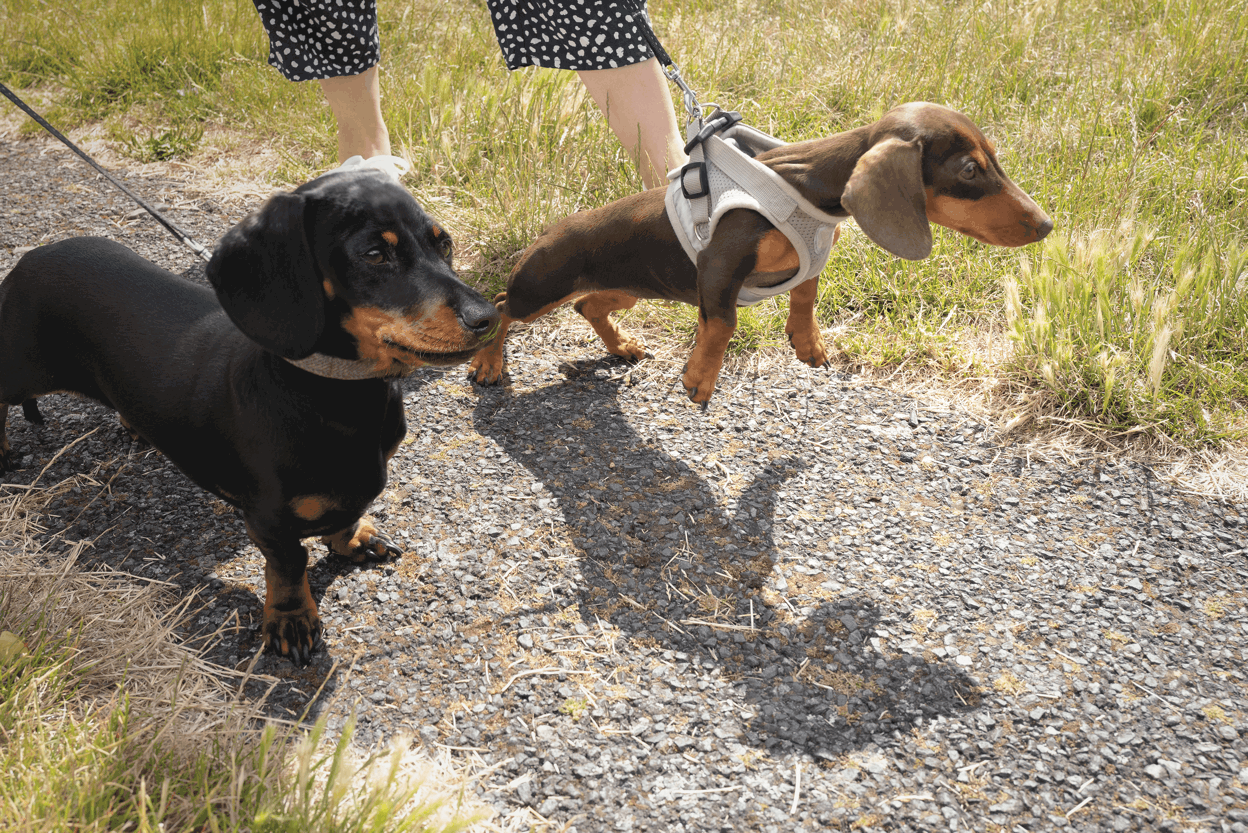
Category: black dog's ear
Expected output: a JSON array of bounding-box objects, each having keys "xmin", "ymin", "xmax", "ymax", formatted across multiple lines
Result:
[
  {"xmin": 841, "ymin": 137, "xmax": 933, "ymax": 261},
  {"xmin": 206, "ymin": 192, "xmax": 325, "ymax": 358}
]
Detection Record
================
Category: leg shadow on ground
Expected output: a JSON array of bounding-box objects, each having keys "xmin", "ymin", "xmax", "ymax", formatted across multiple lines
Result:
[{"xmin": 473, "ymin": 361, "xmax": 979, "ymax": 758}]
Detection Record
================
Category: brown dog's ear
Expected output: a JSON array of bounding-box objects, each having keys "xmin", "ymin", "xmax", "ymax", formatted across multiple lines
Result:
[
  {"xmin": 207, "ymin": 192, "xmax": 325, "ymax": 358},
  {"xmin": 841, "ymin": 137, "xmax": 932, "ymax": 261}
]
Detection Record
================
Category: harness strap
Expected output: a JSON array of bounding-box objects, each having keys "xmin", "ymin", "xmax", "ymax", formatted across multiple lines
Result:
[{"xmin": 665, "ymin": 109, "xmax": 843, "ymax": 306}]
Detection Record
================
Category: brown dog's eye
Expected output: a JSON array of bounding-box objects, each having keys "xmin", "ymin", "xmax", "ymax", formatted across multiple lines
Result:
[
  {"xmin": 363, "ymin": 249, "xmax": 385, "ymax": 265},
  {"xmin": 437, "ymin": 237, "xmax": 453, "ymax": 259},
  {"xmin": 959, "ymin": 162, "xmax": 978, "ymax": 181}
]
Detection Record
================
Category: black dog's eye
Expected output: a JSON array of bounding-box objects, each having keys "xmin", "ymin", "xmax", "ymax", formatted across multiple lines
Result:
[
  {"xmin": 437, "ymin": 237, "xmax": 453, "ymax": 259},
  {"xmin": 959, "ymin": 161, "xmax": 978, "ymax": 181},
  {"xmin": 363, "ymin": 249, "xmax": 386, "ymax": 265}
]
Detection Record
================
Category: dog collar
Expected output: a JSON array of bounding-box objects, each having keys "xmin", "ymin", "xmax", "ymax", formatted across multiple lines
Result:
[{"xmin": 282, "ymin": 353, "xmax": 395, "ymax": 381}]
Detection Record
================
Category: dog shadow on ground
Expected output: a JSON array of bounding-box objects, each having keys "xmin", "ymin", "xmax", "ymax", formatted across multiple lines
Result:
[{"xmin": 473, "ymin": 358, "xmax": 979, "ymax": 757}]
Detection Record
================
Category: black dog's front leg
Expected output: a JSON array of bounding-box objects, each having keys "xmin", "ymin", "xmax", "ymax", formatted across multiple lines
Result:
[{"xmin": 246, "ymin": 518, "xmax": 322, "ymax": 666}]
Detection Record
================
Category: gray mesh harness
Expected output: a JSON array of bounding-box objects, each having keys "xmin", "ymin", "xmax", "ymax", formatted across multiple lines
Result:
[{"xmin": 665, "ymin": 109, "xmax": 842, "ymax": 306}]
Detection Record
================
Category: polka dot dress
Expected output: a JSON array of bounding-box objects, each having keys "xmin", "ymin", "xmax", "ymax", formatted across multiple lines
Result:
[
  {"xmin": 486, "ymin": 0, "xmax": 656, "ymax": 71},
  {"xmin": 251, "ymin": 0, "xmax": 380, "ymax": 82}
]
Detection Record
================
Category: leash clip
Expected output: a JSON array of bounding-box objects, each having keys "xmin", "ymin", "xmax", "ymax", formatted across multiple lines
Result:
[{"xmin": 663, "ymin": 64, "xmax": 703, "ymax": 124}]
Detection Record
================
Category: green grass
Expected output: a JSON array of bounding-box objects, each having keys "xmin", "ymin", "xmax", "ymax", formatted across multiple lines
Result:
[{"xmin": 2, "ymin": 0, "xmax": 1246, "ymax": 444}]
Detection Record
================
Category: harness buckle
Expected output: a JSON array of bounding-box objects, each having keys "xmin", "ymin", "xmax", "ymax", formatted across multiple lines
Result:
[
  {"xmin": 682, "ymin": 110, "xmax": 744, "ymax": 155},
  {"xmin": 679, "ymin": 161, "xmax": 710, "ymax": 200}
]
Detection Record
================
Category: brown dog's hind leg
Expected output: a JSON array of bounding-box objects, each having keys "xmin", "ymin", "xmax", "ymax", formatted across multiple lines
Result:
[
  {"xmin": 785, "ymin": 276, "xmax": 831, "ymax": 368},
  {"xmin": 322, "ymin": 515, "xmax": 403, "ymax": 563},
  {"xmin": 573, "ymin": 290, "xmax": 647, "ymax": 361}
]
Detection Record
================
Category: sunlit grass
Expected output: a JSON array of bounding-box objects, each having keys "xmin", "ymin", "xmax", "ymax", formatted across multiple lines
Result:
[{"xmin": 1, "ymin": 0, "xmax": 1245, "ymax": 444}]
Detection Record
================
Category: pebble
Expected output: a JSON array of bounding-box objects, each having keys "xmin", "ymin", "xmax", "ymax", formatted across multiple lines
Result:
[{"xmin": 3, "ymin": 136, "xmax": 1247, "ymax": 833}]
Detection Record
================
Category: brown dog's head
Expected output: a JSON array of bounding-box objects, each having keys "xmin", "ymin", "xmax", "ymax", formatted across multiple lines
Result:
[
  {"xmin": 841, "ymin": 102, "xmax": 1052, "ymax": 260},
  {"xmin": 207, "ymin": 169, "xmax": 499, "ymax": 375}
]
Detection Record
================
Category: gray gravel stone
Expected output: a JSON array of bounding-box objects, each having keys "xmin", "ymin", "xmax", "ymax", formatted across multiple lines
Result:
[{"xmin": 4, "ymin": 135, "xmax": 1248, "ymax": 832}]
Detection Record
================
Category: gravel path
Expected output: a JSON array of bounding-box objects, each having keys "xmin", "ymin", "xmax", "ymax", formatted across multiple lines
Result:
[{"xmin": 2, "ymin": 135, "xmax": 1247, "ymax": 833}]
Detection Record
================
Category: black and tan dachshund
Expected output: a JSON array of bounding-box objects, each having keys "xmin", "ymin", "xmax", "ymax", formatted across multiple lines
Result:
[
  {"xmin": 0, "ymin": 168, "xmax": 499, "ymax": 665},
  {"xmin": 469, "ymin": 102, "xmax": 1053, "ymax": 401}
]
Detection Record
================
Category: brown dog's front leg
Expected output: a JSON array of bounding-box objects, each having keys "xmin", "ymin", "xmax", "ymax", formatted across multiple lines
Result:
[
  {"xmin": 467, "ymin": 312, "xmax": 514, "ymax": 385},
  {"xmin": 682, "ymin": 313, "xmax": 737, "ymax": 402},
  {"xmin": 247, "ymin": 521, "xmax": 321, "ymax": 666},
  {"xmin": 785, "ymin": 276, "xmax": 831, "ymax": 368},
  {"xmin": 681, "ymin": 213, "xmax": 763, "ymax": 403}
]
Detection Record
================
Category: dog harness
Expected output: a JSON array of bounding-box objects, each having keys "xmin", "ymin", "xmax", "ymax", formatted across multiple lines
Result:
[{"xmin": 665, "ymin": 110, "xmax": 843, "ymax": 306}]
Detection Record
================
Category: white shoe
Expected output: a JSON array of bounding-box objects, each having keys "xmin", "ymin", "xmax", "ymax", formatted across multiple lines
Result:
[{"xmin": 333, "ymin": 154, "xmax": 412, "ymax": 182}]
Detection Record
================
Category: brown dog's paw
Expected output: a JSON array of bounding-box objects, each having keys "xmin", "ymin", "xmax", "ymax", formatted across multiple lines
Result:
[
  {"xmin": 467, "ymin": 351, "xmax": 505, "ymax": 385},
  {"xmin": 787, "ymin": 329, "xmax": 831, "ymax": 368},
  {"xmin": 609, "ymin": 334, "xmax": 649, "ymax": 363},
  {"xmin": 680, "ymin": 362, "xmax": 718, "ymax": 404},
  {"xmin": 262, "ymin": 578, "xmax": 323, "ymax": 667},
  {"xmin": 322, "ymin": 517, "xmax": 403, "ymax": 563}
]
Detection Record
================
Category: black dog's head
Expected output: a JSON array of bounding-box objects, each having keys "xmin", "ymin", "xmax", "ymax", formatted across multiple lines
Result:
[{"xmin": 207, "ymin": 169, "xmax": 499, "ymax": 375}]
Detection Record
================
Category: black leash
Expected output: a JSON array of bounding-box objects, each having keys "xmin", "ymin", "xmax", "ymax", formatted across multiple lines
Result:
[
  {"xmin": 0, "ymin": 81, "xmax": 213, "ymax": 262},
  {"xmin": 629, "ymin": 0, "xmax": 704, "ymax": 124}
]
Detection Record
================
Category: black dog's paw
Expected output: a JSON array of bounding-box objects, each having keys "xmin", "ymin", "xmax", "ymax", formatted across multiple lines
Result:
[
  {"xmin": 361, "ymin": 532, "xmax": 403, "ymax": 561},
  {"xmin": 322, "ymin": 518, "xmax": 405, "ymax": 564},
  {"xmin": 21, "ymin": 399, "xmax": 45, "ymax": 426},
  {"xmin": 261, "ymin": 607, "xmax": 324, "ymax": 668}
]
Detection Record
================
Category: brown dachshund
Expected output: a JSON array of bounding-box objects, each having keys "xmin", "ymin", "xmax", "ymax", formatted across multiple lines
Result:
[
  {"xmin": 0, "ymin": 168, "xmax": 500, "ymax": 665},
  {"xmin": 469, "ymin": 102, "xmax": 1052, "ymax": 401}
]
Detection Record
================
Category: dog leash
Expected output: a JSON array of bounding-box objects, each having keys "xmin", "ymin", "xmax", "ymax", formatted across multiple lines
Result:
[{"xmin": 0, "ymin": 81, "xmax": 213, "ymax": 263}]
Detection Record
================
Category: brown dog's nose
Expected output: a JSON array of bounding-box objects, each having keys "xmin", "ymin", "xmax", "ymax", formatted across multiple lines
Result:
[{"xmin": 1036, "ymin": 216, "xmax": 1054, "ymax": 241}]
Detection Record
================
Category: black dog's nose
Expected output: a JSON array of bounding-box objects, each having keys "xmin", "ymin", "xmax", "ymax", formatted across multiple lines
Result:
[{"xmin": 459, "ymin": 300, "xmax": 501, "ymax": 338}]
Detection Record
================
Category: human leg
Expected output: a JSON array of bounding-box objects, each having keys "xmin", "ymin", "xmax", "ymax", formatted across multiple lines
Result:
[
  {"xmin": 577, "ymin": 58, "xmax": 686, "ymax": 189},
  {"xmin": 319, "ymin": 65, "xmax": 391, "ymax": 163}
]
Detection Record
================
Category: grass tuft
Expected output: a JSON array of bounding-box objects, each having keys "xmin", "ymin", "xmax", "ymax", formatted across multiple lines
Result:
[{"xmin": 0, "ymin": 479, "xmax": 489, "ymax": 832}]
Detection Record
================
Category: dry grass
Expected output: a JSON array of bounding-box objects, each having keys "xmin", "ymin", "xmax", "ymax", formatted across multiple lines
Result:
[{"xmin": 0, "ymin": 478, "xmax": 497, "ymax": 832}]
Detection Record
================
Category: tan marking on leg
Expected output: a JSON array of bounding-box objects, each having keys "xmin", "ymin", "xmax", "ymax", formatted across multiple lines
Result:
[
  {"xmin": 381, "ymin": 230, "xmax": 398, "ymax": 245},
  {"xmin": 682, "ymin": 317, "xmax": 736, "ymax": 403},
  {"xmin": 785, "ymin": 276, "xmax": 830, "ymax": 368},
  {"xmin": 290, "ymin": 494, "xmax": 338, "ymax": 521},
  {"xmin": 754, "ymin": 228, "xmax": 801, "ymax": 273},
  {"xmin": 262, "ymin": 562, "xmax": 319, "ymax": 657},
  {"xmin": 322, "ymin": 516, "xmax": 389, "ymax": 562},
  {"xmin": 573, "ymin": 290, "xmax": 646, "ymax": 360},
  {"xmin": 322, "ymin": 279, "xmax": 336, "ymax": 300},
  {"xmin": 117, "ymin": 413, "xmax": 144, "ymax": 443}
]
